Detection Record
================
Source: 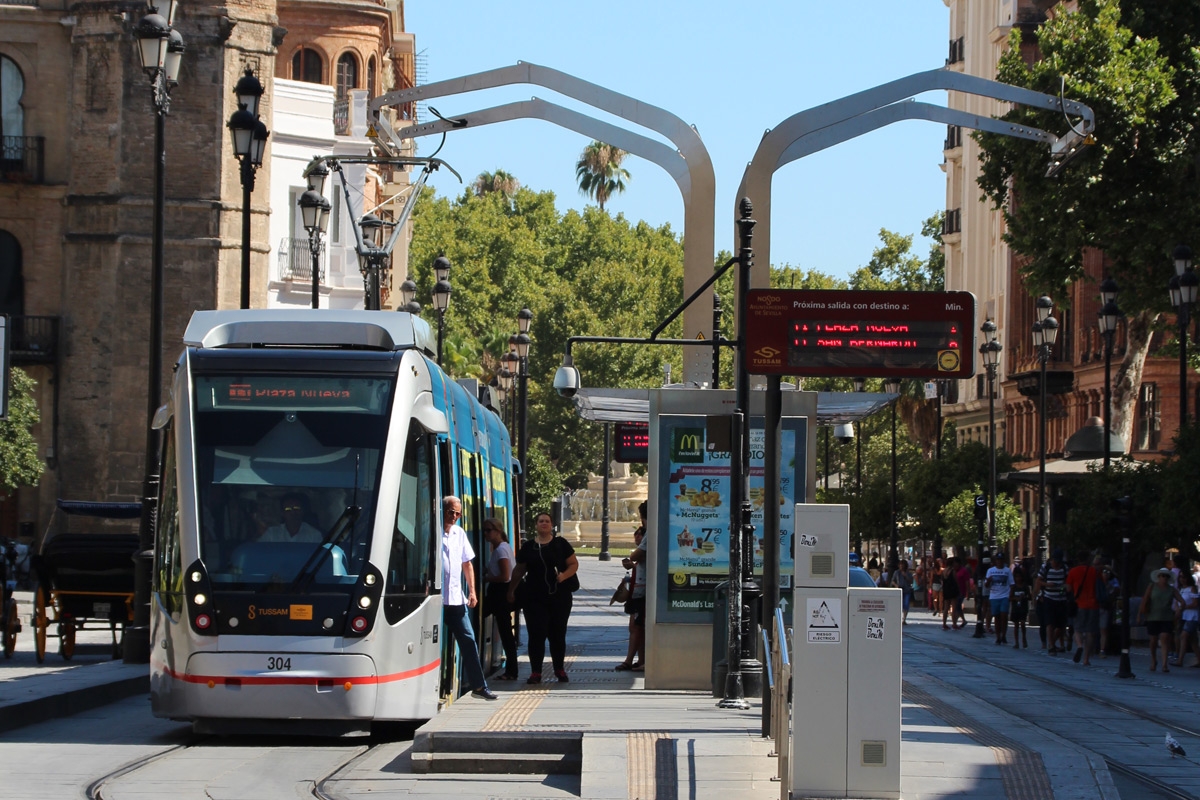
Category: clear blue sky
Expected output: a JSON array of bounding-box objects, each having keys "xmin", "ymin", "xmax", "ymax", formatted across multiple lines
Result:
[{"xmin": 405, "ymin": 1, "xmax": 951, "ymax": 280}]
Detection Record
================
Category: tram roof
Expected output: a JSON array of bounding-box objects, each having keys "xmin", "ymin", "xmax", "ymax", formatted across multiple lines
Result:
[
  {"xmin": 570, "ymin": 387, "xmax": 895, "ymax": 425},
  {"xmin": 183, "ymin": 309, "xmax": 435, "ymax": 354}
]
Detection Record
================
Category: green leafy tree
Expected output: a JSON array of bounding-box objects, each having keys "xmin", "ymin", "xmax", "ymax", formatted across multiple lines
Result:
[
  {"xmin": 522, "ymin": 442, "xmax": 564, "ymax": 530},
  {"xmin": 0, "ymin": 368, "xmax": 44, "ymax": 493},
  {"xmin": 976, "ymin": 0, "xmax": 1199, "ymax": 448},
  {"xmin": 575, "ymin": 141, "xmax": 631, "ymax": 211},
  {"xmin": 941, "ymin": 485, "xmax": 1021, "ymax": 551},
  {"xmin": 905, "ymin": 440, "xmax": 1015, "ymax": 546}
]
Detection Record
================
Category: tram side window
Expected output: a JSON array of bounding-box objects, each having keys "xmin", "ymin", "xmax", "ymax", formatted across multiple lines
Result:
[
  {"xmin": 154, "ymin": 424, "xmax": 184, "ymax": 619},
  {"xmin": 385, "ymin": 426, "xmax": 435, "ymax": 624}
]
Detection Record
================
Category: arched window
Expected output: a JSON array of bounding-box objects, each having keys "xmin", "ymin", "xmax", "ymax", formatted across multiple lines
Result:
[
  {"xmin": 336, "ymin": 53, "xmax": 358, "ymax": 100},
  {"xmin": 292, "ymin": 48, "xmax": 322, "ymax": 84},
  {"xmin": 367, "ymin": 56, "xmax": 376, "ymax": 100},
  {"xmin": 1, "ymin": 55, "xmax": 25, "ymax": 139},
  {"xmin": 0, "ymin": 231, "xmax": 25, "ymax": 317}
]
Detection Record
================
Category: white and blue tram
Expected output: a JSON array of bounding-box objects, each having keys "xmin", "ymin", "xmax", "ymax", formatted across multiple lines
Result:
[{"xmin": 150, "ymin": 309, "xmax": 516, "ymax": 734}]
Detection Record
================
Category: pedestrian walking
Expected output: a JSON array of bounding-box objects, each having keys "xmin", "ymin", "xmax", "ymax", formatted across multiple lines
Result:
[
  {"xmin": 1036, "ymin": 549, "xmax": 1069, "ymax": 655},
  {"xmin": 941, "ymin": 558, "xmax": 961, "ymax": 630},
  {"xmin": 1065, "ymin": 552, "xmax": 1103, "ymax": 666},
  {"xmin": 1173, "ymin": 573, "xmax": 1200, "ymax": 668},
  {"xmin": 1010, "ymin": 565, "xmax": 1031, "ymax": 649},
  {"xmin": 509, "ymin": 511, "xmax": 579, "ymax": 684},
  {"xmin": 1139, "ymin": 568, "xmax": 1184, "ymax": 673},
  {"xmin": 985, "ymin": 552, "xmax": 1013, "ymax": 645},
  {"xmin": 616, "ymin": 505, "xmax": 647, "ymax": 671},
  {"xmin": 441, "ymin": 496, "xmax": 498, "ymax": 701},
  {"xmin": 890, "ymin": 559, "xmax": 914, "ymax": 625}
]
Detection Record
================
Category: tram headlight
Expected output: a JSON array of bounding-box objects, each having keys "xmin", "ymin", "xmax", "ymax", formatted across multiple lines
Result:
[
  {"xmin": 192, "ymin": 593, "xmax": 207, "ymax": 606},
  {"xmin": 364, "ymin": 573, "xmax": 376, "ymax": 586},
  {"xmin": 358, "ymin": 595, "xmax": 372, "ymax": 609},
  {"xmin": 190, "ymin": 571, "xmax": 202, "ymax": 583}
]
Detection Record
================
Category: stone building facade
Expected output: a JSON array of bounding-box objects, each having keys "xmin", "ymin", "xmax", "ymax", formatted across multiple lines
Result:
[
  {"xmin": 0, "ymin": 0, "xmax": 413, "ymax": 542},
  {"xmin": 939, "ymin": 0, "xmax": 1196, "ymax": 559}
]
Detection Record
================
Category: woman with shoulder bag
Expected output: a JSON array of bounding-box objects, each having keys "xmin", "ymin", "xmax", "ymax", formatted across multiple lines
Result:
[
  {"xmin": 616, "ymin": 504, "xmax": 648, "ymax": 671},
  {"xmin": 508, "ymin": 511, "xmax": 579, "ymax": 684}
]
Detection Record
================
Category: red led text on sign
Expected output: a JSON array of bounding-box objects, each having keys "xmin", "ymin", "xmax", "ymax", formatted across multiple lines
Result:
[{"xmin": 745, "ymin": 290, "xmax": 977, "ymax": 379}]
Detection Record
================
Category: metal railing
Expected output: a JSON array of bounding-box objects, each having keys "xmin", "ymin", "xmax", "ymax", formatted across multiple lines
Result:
[
  {"xmin": 277, "ymin": 238, "xmax": 325, "ymax": 283},
  {"xmin": 0, "ymin": 136, "xmax": 45, "ymax": 184},
  {"xmin": 333, "ymin": 99, "xmax": 350, "ymax": 136},
  {"xmin": 8, "ymin": 315, "xmax": 59, "ymax": 364},
  {"xmin": 765, "ymin": 606, "xmax": 791, "ymax": 797}
]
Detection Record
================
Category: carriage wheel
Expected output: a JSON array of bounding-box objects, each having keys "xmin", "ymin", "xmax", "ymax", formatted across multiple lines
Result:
[
  {"xmin": 59, "ymin": 617, "xmax": 76, "ymax": 660},
  {"xmin": 3, "ymin": 601, "xmax": 17, "ymax": 658},
  {"xmin": 33, "ymin": 585, "xmax": 48, "ymax": 664}
]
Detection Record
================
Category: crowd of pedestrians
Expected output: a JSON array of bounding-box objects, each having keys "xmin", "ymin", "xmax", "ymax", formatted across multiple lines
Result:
[{"xmin": 904, "ymin": 548, "xmax": 1200, "ymax": 673}]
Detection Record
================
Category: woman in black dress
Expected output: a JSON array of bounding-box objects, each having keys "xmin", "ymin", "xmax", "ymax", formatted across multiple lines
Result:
[{"xmin": 508, "ymin": 512, "xmax": 580, "ymax": 684}]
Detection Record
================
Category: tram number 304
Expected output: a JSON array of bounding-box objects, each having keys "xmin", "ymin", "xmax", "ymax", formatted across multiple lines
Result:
[{"xmin": 267, "ymin": 657, "xmax": 292, "ymax": 671}]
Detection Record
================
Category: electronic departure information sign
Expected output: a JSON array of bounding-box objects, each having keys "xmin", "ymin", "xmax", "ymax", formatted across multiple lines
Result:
[
  {"xmin": 613, "ymin": 421, "xmax": 650, "ymax": 464},
  {"xmin": 745, "ymin": 289, "xmax": 977, "ymax": 379}
]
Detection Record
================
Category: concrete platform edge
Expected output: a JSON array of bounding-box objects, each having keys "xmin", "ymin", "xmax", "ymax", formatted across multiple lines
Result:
[{"xmin": 0, "ymin": 674, "xmax": 149, "ymax": 735}]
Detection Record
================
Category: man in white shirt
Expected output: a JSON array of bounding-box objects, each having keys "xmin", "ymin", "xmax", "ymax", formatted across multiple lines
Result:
[
  {"xmin": 985, "ymin": 552, "xmax": 1014, "ymax": 646},
  {"xmin": 258, "ymin": 492, "xmax": 323, "ymax": 543},
  {"xmin": 442, "ymin": 496, "xmax": 497, "ymax": 701}
]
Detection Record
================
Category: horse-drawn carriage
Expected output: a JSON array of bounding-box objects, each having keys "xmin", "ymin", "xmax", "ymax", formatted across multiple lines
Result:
[{"xmin": 29, "ymin": 501, "xmax": 141, "ymax": 662}]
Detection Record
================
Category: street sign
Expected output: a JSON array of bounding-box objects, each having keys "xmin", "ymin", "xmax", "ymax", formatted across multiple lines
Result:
[
  {"xmin": 744, "ymin": 289, "xmax": 977, "ymax": 379},
  {"xmin": 974, "ymin": 494, "xmax": 988, "ymax": 521}
]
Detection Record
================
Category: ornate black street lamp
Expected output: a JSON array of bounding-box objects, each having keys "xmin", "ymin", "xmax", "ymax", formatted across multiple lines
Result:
[
  {"xmin": 298, "ymin": 189, "xmax": 330, "ymax": 309},
  {"xmin": 515, "ymin": 309, "xmax": 532, "ymax": 537},
  {"xmin": 399, "ymin": 278, "xmax": 420, "ymax": 314},
  {"xmin": 1169, "ymin": 246, "xmax": 1196, "ymax": 429},
  {"xmin": 127, "ymin": 0, "xmax": 183, "ymax": 665},
  {"xmin": 883, "ymin": 377, "xmax": 901, "ymax": 571},
  {"xmin": 358, "ymin": 213, "xmax": 389, "ymax": 311},
  {"xmin": 1032, "ymin": 297, "xmax": 1059, "ymax": 564},
  {"xmin": 429, "ymin": 255, "xmax": 451, "ymax": 364},
  {"xmin": 227, "ymin": 68, "xmax": 269, "ymax": 309},
  {"xmin": 980, "ymin": 321, "xmax": 1001, "ymax": 550},
  {"xmin": 1098, "ymin": 279, "xmax": 1122, "ymax": 473}
]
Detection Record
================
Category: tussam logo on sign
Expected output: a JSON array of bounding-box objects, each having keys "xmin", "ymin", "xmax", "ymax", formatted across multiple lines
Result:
[{"xmin": 672, "ymin": 429, "xmax": 705, "ymax": 463}]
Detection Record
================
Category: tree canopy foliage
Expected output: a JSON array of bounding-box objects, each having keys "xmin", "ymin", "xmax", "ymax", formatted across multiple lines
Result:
[
  {"xmin": 975, "ymin": 0, "xmax": 1200, "ymax": 441},
  {"xmin": 0, "ymin": 369, "xmax": 44, "ymax": 494},
  {"xmin": 575, "ymin": 141, "xmax": 631, "ymax": 210}
]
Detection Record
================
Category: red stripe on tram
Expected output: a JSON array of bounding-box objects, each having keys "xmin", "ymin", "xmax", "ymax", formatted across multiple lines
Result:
[{"xmin": 158, "ymin": 658, "xmax": 441, "ymax": 686}]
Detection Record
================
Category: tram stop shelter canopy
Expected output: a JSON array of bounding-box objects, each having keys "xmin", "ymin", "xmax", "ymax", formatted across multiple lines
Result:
[{"xmin": 569, "ymin": 387, "xmax": 895, "ymax": 425}]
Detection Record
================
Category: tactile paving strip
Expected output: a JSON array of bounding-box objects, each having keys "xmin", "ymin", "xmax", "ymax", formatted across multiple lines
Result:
[
  {"xmin": 903, "ymin": 680, "xmax": 1054, "ymax": 800},
  {"xmin": 628, "ymin": 731, "xmax": 676, "ymax": 800},
  {"xmin": 481, "ymin": 688, "xmax": 550, "ymax": 732}
]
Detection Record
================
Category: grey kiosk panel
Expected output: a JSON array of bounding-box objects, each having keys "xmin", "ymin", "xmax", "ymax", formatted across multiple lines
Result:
[{"xmin": 790, "ymin": 504, "xmax": 901, "ymax": 799}]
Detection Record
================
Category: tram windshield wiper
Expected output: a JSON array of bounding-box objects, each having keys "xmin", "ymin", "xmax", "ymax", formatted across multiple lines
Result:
[{"xmin": 287, "ymin": 505, "xmax": 361, "ymax": 593}]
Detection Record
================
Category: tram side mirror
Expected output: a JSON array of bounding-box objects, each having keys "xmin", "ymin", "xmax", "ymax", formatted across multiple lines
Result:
[{"xmin": 553, "ymin": 355, "xmax": 580, "ymax": 398}]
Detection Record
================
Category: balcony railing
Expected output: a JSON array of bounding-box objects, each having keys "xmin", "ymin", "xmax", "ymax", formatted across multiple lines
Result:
[
  {"xmin": 0, "ymin": 136, "xmax": 45, "ymax": 184},
  {"xmin": 942, "ymin": 208, "xmax": 962, "ymax": 236},
  {"xmin": 944, "ymin": 124, "xmax": 963, "ymax": 151},
  {"xmin": 278, "ymin": 238, "xmax": 325, "ymax": 283},
  {"xmin": 8, "ymin": 315, "xmax": 59, "ymax": 365},
  {"xmin": 947, "ymin": 36, "xmax": 965, "ymax": 65}
]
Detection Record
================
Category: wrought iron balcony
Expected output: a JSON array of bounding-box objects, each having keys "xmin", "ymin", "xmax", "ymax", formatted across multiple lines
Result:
[
  {"xmin": 8, "ymin": 315, "xmax": 59, "ymax": 365},
  {"xmin": 333, "ymin": 99, "xmax": 350, "ymax": 136},
  {"xmin": 0, "ymin": 136, "xmax": 45, "ymax": 184},
  {"xmin": 278, "ymin": 238, "xmax": 325, "ymax": 283}
]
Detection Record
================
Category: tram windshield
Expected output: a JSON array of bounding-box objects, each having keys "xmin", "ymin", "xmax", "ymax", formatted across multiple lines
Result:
[{"xmin": 192, "ymin": 373, "xmax": 394, "ymax": 591}]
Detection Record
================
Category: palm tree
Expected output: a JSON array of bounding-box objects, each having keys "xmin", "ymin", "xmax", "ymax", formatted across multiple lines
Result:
[
  {"xmin": 575, "ymin": 141, "xmax": 630, "ymax": 211},
  {"xmin": 472, "ymin": 170, "xmax": 521, "ymax": 202}
]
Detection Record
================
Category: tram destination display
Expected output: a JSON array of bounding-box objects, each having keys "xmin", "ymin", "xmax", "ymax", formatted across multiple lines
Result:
[
  {"xmin": 745, "ymin": 289, "xmax": 977, "ymax": 379},
  {"xmin": 613, "ymin": 421, "xmax": 649, "ymax": 464}
]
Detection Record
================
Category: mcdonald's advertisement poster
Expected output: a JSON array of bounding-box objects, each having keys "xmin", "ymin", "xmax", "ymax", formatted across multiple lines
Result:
[{"xmin": 657, "ymin": 415, "xmax": 803, "ymax": 616}]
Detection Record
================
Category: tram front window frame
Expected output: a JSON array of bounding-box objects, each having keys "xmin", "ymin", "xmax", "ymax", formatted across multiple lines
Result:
[{"xmin": 191, "ymin": 371, "xmax": 395, "ymax": 593}]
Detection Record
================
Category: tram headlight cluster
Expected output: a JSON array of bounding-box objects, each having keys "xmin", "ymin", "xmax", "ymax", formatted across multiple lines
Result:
[{"xmin": 185, "ymin": 559, "xmax": 218, "ymax": 637}]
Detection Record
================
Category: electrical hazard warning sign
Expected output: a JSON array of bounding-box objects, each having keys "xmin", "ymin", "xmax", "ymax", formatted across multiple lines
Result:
[{"xmin": 806, "ymin": 597, "xmax": 841, "ymax": 643}]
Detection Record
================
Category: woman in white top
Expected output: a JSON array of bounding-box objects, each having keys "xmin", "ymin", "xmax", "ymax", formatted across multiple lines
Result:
[
  {"xmin": 1174, "ymin": 573, "xmax": 1200, "ymax": 668},
  {"xmin": 483, "ymin": 518, "xmax": 519, "ymax": 680}
]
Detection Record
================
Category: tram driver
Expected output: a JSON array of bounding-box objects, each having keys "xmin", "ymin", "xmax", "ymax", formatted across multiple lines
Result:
[{"xmin": 258, "ymin": 492, "xmax": 323, "ymax": 543}]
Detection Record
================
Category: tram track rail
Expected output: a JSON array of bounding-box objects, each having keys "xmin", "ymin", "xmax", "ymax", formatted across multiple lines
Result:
[
  {"xmin": 85, "ymin": 741, "xmax": 194, "ymax": 800},
  {"xmin": 908, "ymin": 628, "xmax": 1200, "ymax": 800}
]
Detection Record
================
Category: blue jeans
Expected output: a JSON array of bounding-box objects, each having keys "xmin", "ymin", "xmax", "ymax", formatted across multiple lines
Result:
[{"xmin": 444, "ymin": 604, "xmax": 488, "ymax": 693}]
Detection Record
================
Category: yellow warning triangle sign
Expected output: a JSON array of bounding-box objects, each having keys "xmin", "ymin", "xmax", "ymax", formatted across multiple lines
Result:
[
  {"xmin": 366, "ymin": 125, "xmax": 379, "ymax": 139},
  {"xmin": 695, "ymin": 331, "xmax": 706, "ymax": 340}
]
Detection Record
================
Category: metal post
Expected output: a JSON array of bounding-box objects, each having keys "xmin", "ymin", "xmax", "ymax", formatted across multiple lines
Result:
[
  {"xmin": 1181, "ymin": 304, "xmax": 1189, "ymax": 429},
  {"xmin": 762, "ymin": 374, "xmax": 782, "ymax": 735},
  {"xmin": 310, "ymin": 236, "xmax": 321, "ymax": 309},
  {"xmin": 988, "ymin": 366, "xmax": 997, "ymax": 549},
  {"xmin": 1104, "ymin": 331, "xmax": 1113, "ymax": 472},
  {"xmin": 855, "ymin": 420, "xmax": 863, "ymax": 560},
  {"xmin": 973, "ymin": 512, "xmax": 987, "ymax": 638},
  {"xmin": 128, "ymin": 68, "xmax": 170, "ymax": 665},
  {"xmin": 240, "ymin": 159, "xmax": 253, "ymax": 309},
  {"xmin": 518, "ymin": 356, "xmax": 529, "ymax": 532},
  {"xmin": 890, "ymin": 399, "xmax": 898, "ymax": 571},
  {"xmin": 1038, "ymin": 353, "xmax": 1049, "ymax": 564},
  {"xmin": 1117, "ymin": 533, "xmax": 1135, "ymax": 678},
  {"xmin": 600, "ymin": 422, "xmax": 611, "ymax": 562},
  {"xmin": 437, "ymin": 309, "xmax": 445, "ymax": 366},
  {"xmin": 712, "ymin": 292, "xmax": 722, "ymax": 388},
  {"xmin": 719, "ymin": 198, "xmax": 755, "ymax": 710}
]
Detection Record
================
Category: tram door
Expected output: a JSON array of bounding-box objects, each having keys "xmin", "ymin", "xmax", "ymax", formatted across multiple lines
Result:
[{"xmin": 438, "ymin": 439, "xmax": 458, "ymax": 702}]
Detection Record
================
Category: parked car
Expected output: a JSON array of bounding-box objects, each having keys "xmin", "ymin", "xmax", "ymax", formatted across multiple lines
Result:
[{"xmin": 849, "ymin": 566, "xmax": 878, "ymax": 588}]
